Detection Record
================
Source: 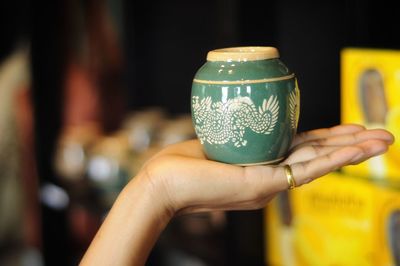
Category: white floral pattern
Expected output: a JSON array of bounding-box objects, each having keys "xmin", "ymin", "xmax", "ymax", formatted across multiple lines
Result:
[{"xmin": 192, "ymin": 95, "xmax": 279, "ymax": 147}]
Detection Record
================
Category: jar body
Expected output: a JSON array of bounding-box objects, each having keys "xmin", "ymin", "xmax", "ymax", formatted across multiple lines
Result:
[{"xmin": 191, "ymin": 51, "xmax": 300, "ymax": 165}]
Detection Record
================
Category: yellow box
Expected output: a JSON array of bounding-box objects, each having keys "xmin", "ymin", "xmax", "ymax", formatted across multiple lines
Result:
[
  {"xmin": 341, "ymin": 48, "xmax": 400, "ymax": 182},
  {"xmin": 265, "ymin": 172, "xmax": 400, "ymax": 266}
]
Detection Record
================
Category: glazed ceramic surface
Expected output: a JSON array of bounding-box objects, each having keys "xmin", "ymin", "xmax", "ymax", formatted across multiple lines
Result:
[{"xmin": 191, "ymin": 47, "xmax": 300, "ymax": 165}]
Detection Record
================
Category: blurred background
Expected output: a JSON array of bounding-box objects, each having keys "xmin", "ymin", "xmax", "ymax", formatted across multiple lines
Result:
[{"xmin": 1, "ymin": 0, "xmax": 400, "ymax": 265}]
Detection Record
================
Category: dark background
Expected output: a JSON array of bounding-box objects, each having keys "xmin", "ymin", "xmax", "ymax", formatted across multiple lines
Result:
[{"xmin": 2, "ymin": 0, "xmax": 400, "ymax": 265}]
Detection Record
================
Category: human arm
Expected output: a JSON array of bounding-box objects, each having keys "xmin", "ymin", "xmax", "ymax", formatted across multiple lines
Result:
[{"xmin": 80, "ymin": 124, "xmax": 394, "ymax": 265}]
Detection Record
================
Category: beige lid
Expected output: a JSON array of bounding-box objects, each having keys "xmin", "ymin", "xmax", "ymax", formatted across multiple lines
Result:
[{"xmin": 207, "ymin": 46, "xmax": 279, "ymax": 62}]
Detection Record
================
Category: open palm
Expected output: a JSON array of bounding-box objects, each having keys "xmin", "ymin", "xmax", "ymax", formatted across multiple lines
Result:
[
  {"xmin": 81, "ymin": 124, "xmax": 394, "ymax": 266},
  {"xmin": 141, "ymin": 124, "xmax": 393, "ymax": 215}
]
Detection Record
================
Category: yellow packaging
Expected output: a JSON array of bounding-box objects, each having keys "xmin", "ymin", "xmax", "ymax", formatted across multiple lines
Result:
[
  {"xmin": 341, "ymin": 48, "xmax": 400, "ymax": 182},
  {"xmin": 265, "ymin": 172, "xmax": 400, "ymax": 266}
]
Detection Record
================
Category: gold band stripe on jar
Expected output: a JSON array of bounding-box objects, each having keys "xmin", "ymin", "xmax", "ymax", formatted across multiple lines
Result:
[{"xmin": 193, "ymin": 73, "xmax": 295, "ymax": 85}]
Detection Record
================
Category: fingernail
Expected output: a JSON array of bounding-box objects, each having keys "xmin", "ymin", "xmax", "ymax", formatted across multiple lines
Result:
[{"xmin": 387, "ymin": 133, "xmax": 395, "ymax": 144}]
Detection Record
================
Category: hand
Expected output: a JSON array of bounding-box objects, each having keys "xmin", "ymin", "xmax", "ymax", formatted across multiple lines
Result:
[
  {"xmin": 81, "ymin": 124, "xmax": 394, "ymax": 266},
  {"xmin": 140, "ymin": 124, "xmax": 394, "ymax": 215}
]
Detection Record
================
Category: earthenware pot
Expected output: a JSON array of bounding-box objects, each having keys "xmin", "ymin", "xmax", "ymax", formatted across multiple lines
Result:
[{"xmin": 191, "ymin": 46, "xmax": 300, "ymax": 165}]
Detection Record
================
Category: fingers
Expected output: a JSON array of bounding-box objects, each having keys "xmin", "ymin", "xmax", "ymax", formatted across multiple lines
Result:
[
  {"xmin": 292, "ymin": 128, "xmax": 394, "ymax": 151},
  {"xmin": 317, "ymin": 128, "xmax": 394, "ymax": 145},
  {"xmin": 285, "ymin": 139, "xmax": 389, "ymax": 188},
  {"xmin": 144, "ymin": 124, "xmax": 394, "ymax": 215},
  {"xmin": 285, "ymin": 129, "xmax": 394, "ymax": 165},
  {"xmin": 291, "ymin": 124, "xmax": 366, "ymax": 148},
  {"xmin": 284, "ymin": 145, "xmax": 340, "ymax": 165}
]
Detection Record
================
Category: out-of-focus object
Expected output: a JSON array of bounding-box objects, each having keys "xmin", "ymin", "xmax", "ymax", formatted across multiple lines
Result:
[
  {"xmin": 265, "ymin": 172, "xmax": 400, "ymax": 266},
  {"xmin": 40, "ymin": 183, "xmax": 70, "ymax": 211},
  {"xmin": 120, "ymin": 108, "xmax": 166, "ymax": 175},
  {"xmin": 86, "ymin": 133, "xmax": 131, "ymax": 208},
  {"xmin": 122, "ymin": 108, "xmax": 165, "ymax": 152},
  {"xmin": 0, "ymin": 49, "xmax": 26, "ymax": 247},
  {"xmin": 191, "ymin": 46, "xmax": 300, "ymax": 165},
  {"xmin": 341, "ymin": 48, "xmax": 400, "ymax": 182},
  {"xmin": 388, "ymin": 210, "xmax": 400, "ymax": 265},
  {"xmin": 54, "ymin": 124, "xmax": 101, "ymax": 181},
  {"xmin": 157, "ymin": 114, "xmax": 196, "ymax": 147},
  {"xmin": 0, "ymin": 47, "xmax": 43, "ymax": 264}
]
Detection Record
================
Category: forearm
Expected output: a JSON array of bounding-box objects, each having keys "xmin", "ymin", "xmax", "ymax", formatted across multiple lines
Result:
[
  {"xmin": 79, "ymin": 126, "xmax": 394, "ymax": 265},
  {"xmin": 80, "ymin": 173, "xmax": 172, "ymax": 266}
]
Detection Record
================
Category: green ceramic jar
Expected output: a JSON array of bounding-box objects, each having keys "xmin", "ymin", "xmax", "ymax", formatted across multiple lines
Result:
[{"xmin": 191, "ymin": 47, "xmax": 300, "ymax": 165}]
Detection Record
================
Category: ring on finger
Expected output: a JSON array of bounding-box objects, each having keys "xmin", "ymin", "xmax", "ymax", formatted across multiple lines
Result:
[{"xmin": 284, "ymin": 164, "xmax": 296, "ymax": 190}]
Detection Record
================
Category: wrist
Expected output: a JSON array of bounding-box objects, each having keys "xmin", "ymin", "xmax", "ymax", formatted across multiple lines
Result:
[
  {"xmin": 81, "ymin": 171, "xmax": 174, "ymax": 266},
  {"xmin": 134, "ymin": 166, "xmax": 176, "ymax": 224},
  {"xmin": 126, "ymin": 170, "xmax": 174, "ymax": 228}
]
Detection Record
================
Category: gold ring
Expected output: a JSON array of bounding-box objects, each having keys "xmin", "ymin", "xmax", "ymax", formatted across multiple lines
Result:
[{"xmin": 284, "ymin": 165, "xmax": 296, "ymax": 190}]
